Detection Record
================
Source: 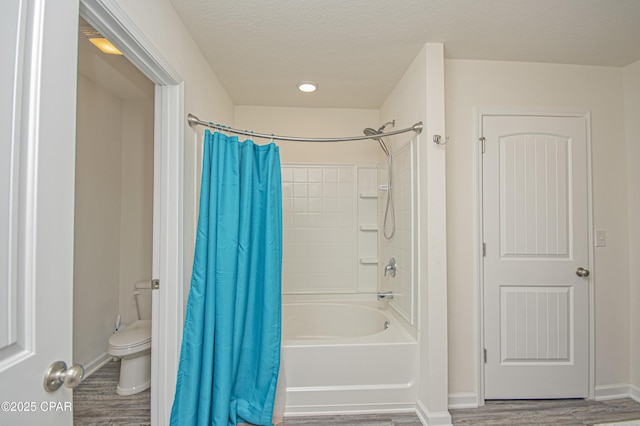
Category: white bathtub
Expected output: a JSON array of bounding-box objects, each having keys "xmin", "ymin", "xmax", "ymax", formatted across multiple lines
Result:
[{"xmin": 281, "ymin": 301, "xmax": 418, "ymax": 416}]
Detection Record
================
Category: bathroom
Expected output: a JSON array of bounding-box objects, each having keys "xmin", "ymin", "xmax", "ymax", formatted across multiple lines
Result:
[
  {"xmin": 16, "ymin": 2, "xmax": 633, "ymax": 425},
  {"xmin": 3, "ymin": 1, "xmax": 640, "ymax": 425},
  {"xmin": 73, "ymin": 16, "xmax": 155, "ymax": 419},
  {"xmin": 71, "ymin": 7, "xmax": 446, "ymax": 422}
]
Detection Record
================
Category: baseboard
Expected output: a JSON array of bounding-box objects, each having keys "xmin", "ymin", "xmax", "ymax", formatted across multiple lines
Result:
[
  {"xmin": 82, "ymin": 352, "xmax": 113, "ymax": 379},
  {"xmin": 284, "ymin": 404, "xmax": 415, "ymax": 418},
  {"xmin": 416, "ymin": 400, "xmax": 452, "ymax": 426},
  {"xmin": 446, "ymin": 386, "xmax": 639, "ymax": 405},
  {"xmin": 448, "ymin": 392, "xmax": 478, "ymax": 409},
  {"xmin": 630, "ymin": 384, "xmax": 640, "ymax": 403}
]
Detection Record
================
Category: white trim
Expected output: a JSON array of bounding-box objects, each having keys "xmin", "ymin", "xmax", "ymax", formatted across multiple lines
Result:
[
  {"xmin": 284, "ymin": 404, "xmax": 416, "ymax": 417},
  {"xmin": 78, "ymin": 2, "xmax": 184, "ymax": 425},
  {"xmin": 594, "ymin": 384, "xmax": 635, "ymax": 401},
  {"xmin": 82, "ymin": 352, "xmax": 113, "ymax": 379},
  {"xmin": 416, "ymin": 400, "xmax": 453, "ymax": 426},
  {"xmin": 474, "ymin": 107, "xmax": 595, "ymax": 404},
  {"xmin": 473, "ymin": 107, "xmax": 486, "ymax": 405},
  {"xmin": 79, "ymin": 0, "xmax": 180, "ymax": 85},
  {"xmin": 448, "ymin": 392, "xmax": 478, "ymax": 409},
  {"xmin": 594, "ymin": 384, "xmax": 640, "ymax": 403},
  {"xmin": 153, "ymin": 82, "xmax": 185, "ymax": 425}
]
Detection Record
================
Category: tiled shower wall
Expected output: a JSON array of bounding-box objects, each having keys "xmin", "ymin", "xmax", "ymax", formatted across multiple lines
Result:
[
  {"xmin": 281, "ymin": 164, "xmax": 378, "ymax": 294},
  {"xmin": 379, "ymin": 142, "xmax": 415, "ymax": 325}
]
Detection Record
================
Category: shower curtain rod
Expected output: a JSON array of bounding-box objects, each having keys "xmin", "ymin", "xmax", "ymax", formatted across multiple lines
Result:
[{"xmin": 187, "ymin": 113, "xmax": 423, "ymax": 143}]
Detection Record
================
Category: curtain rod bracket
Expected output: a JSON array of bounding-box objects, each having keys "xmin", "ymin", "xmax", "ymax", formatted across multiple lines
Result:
[{"xmin": 187, "ymin": 113, "xmax": 200, "ymax": 128}]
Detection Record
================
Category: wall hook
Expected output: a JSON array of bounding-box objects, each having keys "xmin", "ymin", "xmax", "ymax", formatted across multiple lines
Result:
[{"xmin": 433, "ymin": 134, "xmax": 450, "ymax": 145}]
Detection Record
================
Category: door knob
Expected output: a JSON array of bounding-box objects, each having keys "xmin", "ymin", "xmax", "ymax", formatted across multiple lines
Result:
[
  {"xmin": 44, "ymin": 361, "xmax": 85, "ymax": 392},
  {"xmin": 576, "ymin": 267, "xmax": 590, "ymax": 278}
]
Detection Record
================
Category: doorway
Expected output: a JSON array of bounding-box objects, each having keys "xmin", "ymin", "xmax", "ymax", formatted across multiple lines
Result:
[
  {"xmin": 79, "ymin": 1, "xmax": 186, "ymax": 423},
  {"xmin": 476, "ymin": 108, "xmax": 595, "ymax": 401},
  {"xmin": 73, "ymin": 16, "xmax": 155, "ymax": 423}
]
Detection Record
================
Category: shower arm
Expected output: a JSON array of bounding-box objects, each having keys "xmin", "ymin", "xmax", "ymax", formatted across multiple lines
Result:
[{"xmin": 187, "ymin": 113, "xmax": 423, "ymax": 143}]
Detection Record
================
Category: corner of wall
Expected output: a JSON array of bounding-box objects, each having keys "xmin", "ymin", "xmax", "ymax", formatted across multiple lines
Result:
[{"xmin": 623, "ymin": 59, "xmax": 640, "ymax": 390}]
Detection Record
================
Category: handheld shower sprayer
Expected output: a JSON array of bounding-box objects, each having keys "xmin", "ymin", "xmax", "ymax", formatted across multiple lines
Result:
[
  {"xmin": 363, "ymin": 121, "xmax": 396, "ymax": 239},
  {"xmin": 363, "ymin": 120, "xmax": 395, "ymax": 157}
]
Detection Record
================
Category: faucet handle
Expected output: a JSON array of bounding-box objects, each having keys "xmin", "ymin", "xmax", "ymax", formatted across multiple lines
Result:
[{"xmin": 384, "ymin": 257, "xmax": 397, "ymax": 278}]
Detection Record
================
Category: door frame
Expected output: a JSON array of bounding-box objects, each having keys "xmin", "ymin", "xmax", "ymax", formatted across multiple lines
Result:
[
  {"xmin": 474, "ymin": 107, "xmax": 595, "ymax": 404},
  {"xmin": 79, "ymin": 1, "xmax": 184, "ymax": 424}
]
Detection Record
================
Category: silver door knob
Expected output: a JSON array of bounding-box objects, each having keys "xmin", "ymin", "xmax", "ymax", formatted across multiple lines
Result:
[
  {"xmin": 44, "ymin": 361, "xmax": 85, "ymax": 392},
  {"xmin": 576, "ymin": 267, "xmax": 590, "ymax": 278}
]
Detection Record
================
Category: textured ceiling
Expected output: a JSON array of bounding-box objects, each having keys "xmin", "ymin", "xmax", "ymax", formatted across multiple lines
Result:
[{"xmin": 169, "ymin": 0, "xmax": 640, "ymax": 108}]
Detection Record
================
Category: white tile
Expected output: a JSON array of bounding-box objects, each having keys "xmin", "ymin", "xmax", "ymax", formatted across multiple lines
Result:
[
  {"xmin": 293, "ymin": 183, "xmax": 308, "ymax": 197},
  {"xmin": 308, "ymin": 183, "xmax": 323, "ymax": 197},
  {"xmin": 338, "ymin": 167, "xmax": 354, "ymax": 183},
  {"xmin": 293, "ymin": 168, "xmax": 308, "ymax": 182},
  {"xmin": 291, "ymin": 228, "xmax": 309, "ymax": 243},
  {"xmin": 308, "ymin": 168, "xmax": 323, "ymax": 182},
  {"xmin": 308, "ymin": 229, "xmax": 324, "ymax": 242},
  {"xmin": 308, "ymin": 198, "xmax": 322, "ymax": 213},
  {"xmin": 338, "ymin": 182, "xmax": 353, "ymax": 197},
  {"xmin": 322, "ymin": 182, "xmax": 337, "ymax": 197},
  {"xmin": 322, "ymin": 198, "xmax": 338, "ymax": 212},
  {"xmin": 282, "ymin": 182, "xmax": 292, "ymax": 197},
  {"xmin": 281, "ymin": 167, "xmax": 293, "ymax": 182},
  {"xmin": 293, "ymin": 198, "xmax": 308, "ymax": 213},
  {"xmin": 308, "ymin": 213, "xmax": 323, "ymax": 228},
  {"xmin": 308, "ymin": 244, "xmax": 324, "ymax": 259},
  {"xmin": 322, "ymin": 168, "xmax": 338, "ymax": 183},
  {"xmin": 292, "ymin": 213, "xmax": 309, "ymax": 228}
]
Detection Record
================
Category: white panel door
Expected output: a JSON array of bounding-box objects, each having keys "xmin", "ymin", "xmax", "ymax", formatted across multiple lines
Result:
[
  {"xmin": 482, "ymin": 114, "xmax": 590, "ymax": 399},
  {"xmin": 0, "ymin": 1, "xmax": 79, "ymax": 424}
]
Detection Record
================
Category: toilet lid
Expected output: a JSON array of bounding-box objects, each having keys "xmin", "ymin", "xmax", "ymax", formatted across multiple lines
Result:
[{"xmin": 109, "ymin": 320, "xmax": 151, "ymax": 348}]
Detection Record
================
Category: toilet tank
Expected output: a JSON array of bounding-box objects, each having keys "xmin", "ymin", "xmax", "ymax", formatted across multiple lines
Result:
[{"xmin": 134, "ymin": 280, "xmax": 153, "ymax": 320}]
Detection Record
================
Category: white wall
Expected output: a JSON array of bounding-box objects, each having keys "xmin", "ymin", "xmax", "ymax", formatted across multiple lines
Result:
[
  {"xmin": 381, "ymin": 44, "xmax": 450, "ymax": 423},
  {"xmin": 119, "ymin": 99, "xmax": 155, "ymax": 325},
  {"xmin": 110, "ymin": 0, "xmax": 236, "ymax": 302},
  {"xmin": 74, "ymin": 72, "xmax": 154, "ymax": 367},
  {"xmin": 623, "ymin": 59, "xmax": 640, "ymax": 392},
  {"xmin": 235, "ymin": 106, "xmax": 380, "ymax": 163},
  {"xmin": 445, "ymin": 59, "xmax": 630, "ymax": 397},
  {"xmin": 74, "ymin": 74, "xmax": 123, "ymax": 366}
]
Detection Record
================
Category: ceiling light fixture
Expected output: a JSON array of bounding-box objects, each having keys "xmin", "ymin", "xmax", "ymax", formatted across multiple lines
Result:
[
  {"xmin": 88, "ymin": 37, "xmax": 123, "ymax": 55},
  {"xmin": 80, "ymin": 19, "xmax": 123, "ymax": 55},
  {"xmin": 298, "ymin": 81, "xmax": 317, "ymax": 93}
]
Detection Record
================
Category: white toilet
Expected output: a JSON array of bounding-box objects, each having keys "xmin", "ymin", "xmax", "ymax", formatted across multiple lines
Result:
[{"xmin": 108, "ymin": 280, "xmax": 152, "ymax": 395}]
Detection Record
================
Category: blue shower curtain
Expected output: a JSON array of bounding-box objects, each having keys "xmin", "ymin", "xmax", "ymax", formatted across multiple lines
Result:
[{"xmin": 170, "ymin": 131, "xmax": 282, "ymax": 426}]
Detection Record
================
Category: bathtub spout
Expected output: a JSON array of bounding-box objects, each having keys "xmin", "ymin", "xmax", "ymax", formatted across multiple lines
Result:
[{"xmin": 377, "ymin": 291, "xmax": 394, "ymax": 301}]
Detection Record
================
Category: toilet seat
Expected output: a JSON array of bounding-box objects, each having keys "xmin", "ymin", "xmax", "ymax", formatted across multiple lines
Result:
[{"xmin": 108, "ymin": 320, "xmax": 151, "ymax": 357}]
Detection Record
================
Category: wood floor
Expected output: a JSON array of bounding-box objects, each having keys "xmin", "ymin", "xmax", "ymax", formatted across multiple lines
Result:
[
  {"xmin": 73, "ymin": 362, "xmax": 640, "ymax": 425},
  {"xmin": 73, "ymin": 360, "xmax": 150, "ymax": 426},
  {"xmin": 450, "ymin": 398, "xmax": 640, "ymax": 426}
]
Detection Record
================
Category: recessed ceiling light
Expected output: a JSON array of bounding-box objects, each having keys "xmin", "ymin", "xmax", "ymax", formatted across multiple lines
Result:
[{"xmin": 298, "ymin": 81, "xmax": 317, "ymax": 93}]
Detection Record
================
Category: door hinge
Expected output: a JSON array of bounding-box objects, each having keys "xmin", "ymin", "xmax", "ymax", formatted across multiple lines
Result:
[
  {"xmin": 151, "ymin": 279, "xmax": 160, "ymax": 290},
  {"xmin": 480, "ymin": 136, "xmax": 486, "ymax": 153},
  {"xmin": 484, "ymin": 348, "xmax": 487, "ymax": 363},
  {"xmin": 482, "ymin": 242, "xmax": 486, "ymax": 257}
]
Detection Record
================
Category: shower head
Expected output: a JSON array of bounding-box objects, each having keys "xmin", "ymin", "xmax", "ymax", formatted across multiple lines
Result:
[
  {"xmin": 363, "ymin": 126, "xmax": 391, "ymax": 157},
  {"xmin": 363, "ymin": 127, "xmax": 380, "ymax": 137}
]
